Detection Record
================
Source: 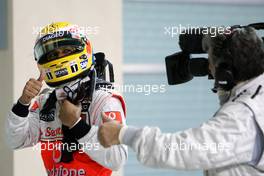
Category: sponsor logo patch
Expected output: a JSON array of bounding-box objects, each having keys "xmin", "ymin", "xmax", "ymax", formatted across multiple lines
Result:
[
  {"xmin": 30, "ymin": 101, "xmax": 39, "ymax": 112},
  {"xmin": 45, "ymin": 127, "xmax": 62, "ymax": 137},
  {"xmin": 80, "ymin": 60, "xmax": 88, "ymax": 69},
  {"xmin": 42, "ymin": 31, "xmax": 64, "ymax": 42},
  {"xmin": 47, "ymin": 166, "xmax": 86, "ymax": 176},
  {"xmin": 103, "ymin": 111, "xmax": 122, "ymax": 124},
  {"xmin": 55, "ymin": 68, "xmax": 68, "ymax": 78},
  {"xmin": 40, "ymin": 109, "xmax": 55, "ymax": 122}
]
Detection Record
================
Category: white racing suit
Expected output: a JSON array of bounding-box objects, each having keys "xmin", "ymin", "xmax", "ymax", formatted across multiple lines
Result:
[
  {"xmin": 120, "ymin": 73, "xmax": 264, "ymax": 176},
  {"xmin": 6, "ymin": 88, "xmax": 128, "ymax": 176}
]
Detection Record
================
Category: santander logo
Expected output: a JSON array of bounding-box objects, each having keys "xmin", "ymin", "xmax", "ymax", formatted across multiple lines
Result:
[{"xmin": 45, "ymin": 127, "xmax": 62, "ymax": 137}]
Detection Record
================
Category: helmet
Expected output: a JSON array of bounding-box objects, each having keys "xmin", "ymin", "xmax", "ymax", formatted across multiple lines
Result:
[{"xmin": 34, "ymin": 22, "xmax": 94, "ymax": 87}]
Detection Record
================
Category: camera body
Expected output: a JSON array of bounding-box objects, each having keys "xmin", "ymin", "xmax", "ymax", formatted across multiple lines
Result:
[{"xmin": 165, "ymin": 23, "xmax": 264, "ymax": 91}]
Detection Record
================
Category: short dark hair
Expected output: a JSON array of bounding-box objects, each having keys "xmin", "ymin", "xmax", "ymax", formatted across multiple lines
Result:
[{"xmin": 204, "ymin": 27, "xmax": 264, "ymax": 82}]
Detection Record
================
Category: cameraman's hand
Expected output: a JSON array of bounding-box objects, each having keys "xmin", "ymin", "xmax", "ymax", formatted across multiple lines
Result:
[
  {"xmin": 58, "ymin": 100, "xmax": 81, "ymax": 128},
  {"xmin": 19, "ymin": 71, "xmax": 45, "ymax": 105}
]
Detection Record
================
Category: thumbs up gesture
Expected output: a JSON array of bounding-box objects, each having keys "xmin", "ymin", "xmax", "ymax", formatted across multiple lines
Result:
[{"xmin": 19, "ymin": 71, "xmax": 45, "ymax": 105}]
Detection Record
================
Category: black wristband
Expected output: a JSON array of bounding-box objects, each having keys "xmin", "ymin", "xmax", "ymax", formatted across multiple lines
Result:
[
  {"xmin": 69, "ymin": 119, "xmax": 91, "ymax": 140},
  {"xmin": 12, "ymin": 101, "xmax": 30, "ymax": 117}
]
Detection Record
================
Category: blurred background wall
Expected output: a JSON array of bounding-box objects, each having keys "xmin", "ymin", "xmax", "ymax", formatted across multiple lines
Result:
[
  {"xmin": 0, "ymin": 0, "xmax": 264, "ymax": 176},
  {"xmin": 0, "ymin": 0, "xmax": 13, "ymax": 175}
]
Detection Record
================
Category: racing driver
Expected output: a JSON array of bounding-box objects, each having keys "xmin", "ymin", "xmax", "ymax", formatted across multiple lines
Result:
[{"xmin": 5, "ymin": 22, "xmax": 127, "ymax": 176}]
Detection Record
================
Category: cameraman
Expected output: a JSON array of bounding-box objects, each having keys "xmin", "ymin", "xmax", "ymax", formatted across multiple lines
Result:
[{"xmin": 98, "ymin": 27, "xmax": 264, "ymax": 176}]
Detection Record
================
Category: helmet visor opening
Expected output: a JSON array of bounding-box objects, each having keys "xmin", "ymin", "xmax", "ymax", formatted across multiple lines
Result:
[{"xmin": 35, "ymin": 38, "xmax": 85, "ymax": 64}]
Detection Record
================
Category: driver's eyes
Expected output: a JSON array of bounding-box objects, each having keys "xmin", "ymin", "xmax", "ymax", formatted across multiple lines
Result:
[
  {"xmin": 63, "ymin": 48, "xmax": 74, "ymax": 54},
  {"xmin": 47, "ymin": 51, "xmax": 59, "ymax": 59},
  {"xmin": 46, "ymin": 48, "xmax": 76, "ymax": 60}
]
